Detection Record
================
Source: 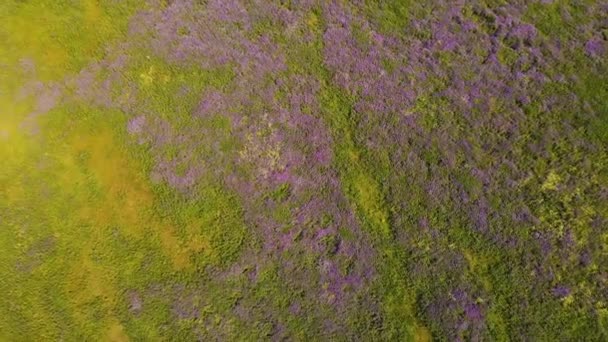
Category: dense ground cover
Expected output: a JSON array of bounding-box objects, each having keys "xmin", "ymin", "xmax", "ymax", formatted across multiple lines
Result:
[{"xmin": 1, "ymin": 0, "xmax": 607, "ymax": 340}]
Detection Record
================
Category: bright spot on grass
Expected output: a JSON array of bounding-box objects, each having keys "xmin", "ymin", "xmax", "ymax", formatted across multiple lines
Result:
[{"xmin": 541, "ymin": 170, "xmax": 562, "ymax": 191}]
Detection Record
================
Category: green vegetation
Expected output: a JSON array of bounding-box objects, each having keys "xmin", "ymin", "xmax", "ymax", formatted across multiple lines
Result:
[
  {"xmin": 1, "ymin": 0, "xmax": 607, "ymax": 340},
  {"xmin": 0, "ymin": 2, "xmax": 247, "ymax": 340},
  {"xmin": 0, "ymin": 103, "xmax": 248, "ymax": 340}
]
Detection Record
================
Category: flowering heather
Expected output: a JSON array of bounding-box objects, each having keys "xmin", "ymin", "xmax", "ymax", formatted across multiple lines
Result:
[{"xmin": 1, "ymin": 0, "xmax": 608, "ymax": 340}]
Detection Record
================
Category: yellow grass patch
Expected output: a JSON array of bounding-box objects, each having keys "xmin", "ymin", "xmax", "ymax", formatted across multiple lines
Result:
[
  {"xmin": 60, "ymin": 123, "xmax": 212, "ymax": 272},
  {"xmin": 107, "ymin": 321, "xmax": 130, "ymax": 342},
  {"xmin": 414, "ymin": 325, "xmax": 432, "ymax": 342}
]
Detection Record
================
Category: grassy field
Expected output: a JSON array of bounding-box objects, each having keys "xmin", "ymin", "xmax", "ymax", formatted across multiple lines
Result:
[{"xmin": 1, "ymin": 0, "xmax": 607, "ymax": 340}]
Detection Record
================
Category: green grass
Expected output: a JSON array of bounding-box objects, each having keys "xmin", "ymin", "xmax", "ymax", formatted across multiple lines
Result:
[
  {"xmin": 0, "ymin": 103, "xmax": 249, "ymax": 340},
  {"xmin": 0, "ymin": 0, "xmax": 143, "ymax": 81},
  {"xmin": 2, "ymin": 0, "xmax": 608, "ymax": 340},
  {"xmin": 0, "ymin": 2, "xmax": 248, "ymax": 339}
]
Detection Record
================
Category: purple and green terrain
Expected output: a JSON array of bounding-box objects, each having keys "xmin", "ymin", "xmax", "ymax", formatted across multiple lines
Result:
[{"xmin": 1, "ymin": 0, "xmax": 608, "ymax": 340}]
